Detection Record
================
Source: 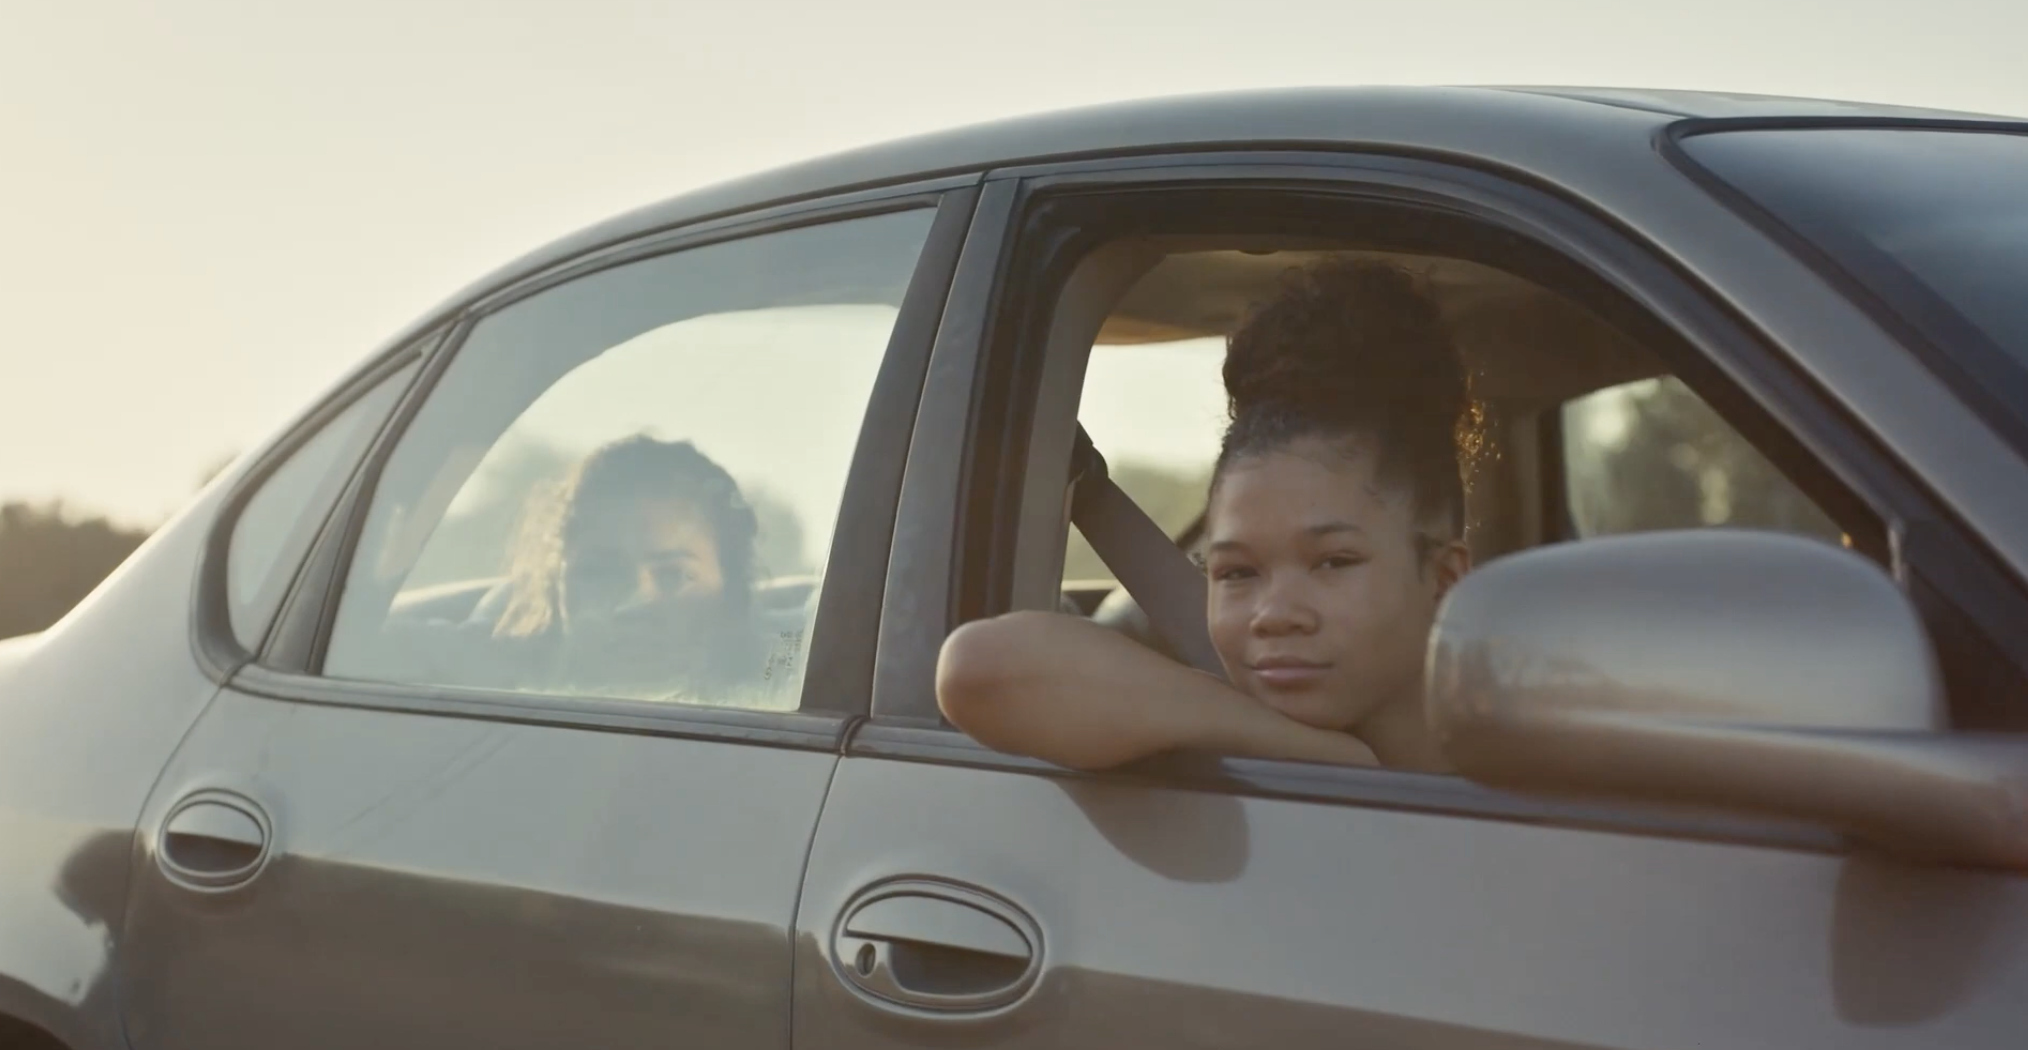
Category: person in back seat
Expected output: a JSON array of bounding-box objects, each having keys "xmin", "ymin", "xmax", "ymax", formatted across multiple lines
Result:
[
  {"xmin": 492, "ymin": 434, "xmax": 769, "ymax": 701},
  {"xmin": 938, "ymin": 260, "xmax": 1478, "ymax": 772}
]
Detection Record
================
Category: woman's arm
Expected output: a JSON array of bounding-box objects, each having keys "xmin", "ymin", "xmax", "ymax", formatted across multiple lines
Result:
[{"xmin": 936, "ymin": 610, "xmax": 1378, "ymax": 770}]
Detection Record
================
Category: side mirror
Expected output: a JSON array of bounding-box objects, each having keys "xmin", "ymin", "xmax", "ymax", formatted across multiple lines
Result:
[{"xmin": 1427, "ymin": 529, "xmax": 2028, "ymax": 869}]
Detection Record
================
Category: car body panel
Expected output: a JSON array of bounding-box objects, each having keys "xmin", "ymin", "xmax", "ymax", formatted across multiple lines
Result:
[
  {"xmin": 798, "ymin": 112, "xmax": 2028, "ymax": 1049},
  {"xmin": 0, "ymin": 631, "xmax": 43, "ymax": 680},
  {"xmin": 795, "ymin": 758, "xmax": 2028, "ymax": 1050},
  {"xmin": 1489, "ymin": 85, "xmax": 2021, "ymax": 120},
  {"xmin": 0, "ymin": 481, "xmax": 237, "ymax": 1050},
  {"xmin": 118, "ymin": 687, "xmax": 837, "ymax": 1050}
]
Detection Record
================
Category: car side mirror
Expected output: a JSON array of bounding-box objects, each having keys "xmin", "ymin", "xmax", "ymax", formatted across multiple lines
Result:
[{"xmin": 1426, "ymin": 529, "xmax": 2028, "ymax": 870}]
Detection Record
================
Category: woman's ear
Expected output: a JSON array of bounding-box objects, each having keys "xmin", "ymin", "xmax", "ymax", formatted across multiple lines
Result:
[{"xmin": 1431, "ymin": 539, "xmax": 1472, "ymax": 601}]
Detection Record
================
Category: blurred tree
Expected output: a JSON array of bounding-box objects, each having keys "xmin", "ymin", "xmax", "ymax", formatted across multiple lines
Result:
[
  {"xmin": 0, "ymin": 501, "xmax": 151, "ymax": 640},
  {"xmin": 1565, "ymin": 378, "xmax": 1842, "ymax": 543}
]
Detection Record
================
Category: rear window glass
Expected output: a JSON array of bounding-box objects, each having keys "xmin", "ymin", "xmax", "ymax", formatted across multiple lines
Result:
[{"xmin": 1680, "ymin": 127, "xmax": 2028, "ymax": 422}]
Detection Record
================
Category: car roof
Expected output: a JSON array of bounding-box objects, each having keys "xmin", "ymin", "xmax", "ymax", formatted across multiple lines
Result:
[
  {"xmin": 370, "ymin": 85, "xmax": 2022, "ymax": 365},
  {"xmin": 1488, "ymin": 85, "xmax": 2019, "ymax": 121}
]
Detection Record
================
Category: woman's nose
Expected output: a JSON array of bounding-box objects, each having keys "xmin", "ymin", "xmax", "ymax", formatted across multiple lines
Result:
[
  {"xmin": 615, "ymin": 565, "xmax": 662, "ymax": 611},
  {"xmin": 1250, "ymin": 573, "xmax": 1319, "ymax": 635}
]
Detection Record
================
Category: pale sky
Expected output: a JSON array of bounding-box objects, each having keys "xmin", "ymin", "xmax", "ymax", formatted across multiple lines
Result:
[{"xmin": 4, "ymin": 0, "xmax": 2024, "ymax": 527}]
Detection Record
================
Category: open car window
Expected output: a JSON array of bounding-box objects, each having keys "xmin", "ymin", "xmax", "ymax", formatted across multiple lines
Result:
[{"xmin": 1053, "ymin": 243, "xmax": 1854, "ymax": 653}]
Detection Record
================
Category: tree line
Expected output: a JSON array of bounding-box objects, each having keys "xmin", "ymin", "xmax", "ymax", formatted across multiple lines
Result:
[{"xmin": 0, "ymin": 501, "xmax": 151, "ymax": 640}]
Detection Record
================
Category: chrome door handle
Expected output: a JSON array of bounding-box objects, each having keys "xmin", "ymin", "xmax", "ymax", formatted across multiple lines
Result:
[
  {"xmin": 832, "ymin": 879, "xmax": 1042, "ymax": 1012},
  {"xmin": 157, "ymin": 791, "xmax": 272, "ymax": 889}
]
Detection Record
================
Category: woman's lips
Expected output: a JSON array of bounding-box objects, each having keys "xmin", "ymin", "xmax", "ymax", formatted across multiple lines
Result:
[{"xmin": 1248, "ymin": 658, "xmax": 1330, "ymax": 690}]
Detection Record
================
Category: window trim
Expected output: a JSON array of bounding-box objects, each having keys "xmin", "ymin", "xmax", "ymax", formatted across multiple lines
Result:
[
  {"xmin": 191, "ymin": 333, "xmax": 439, "ymax": 681},
  {"xmin": 266, "ymin": 316, "xmax": 475, "ymax": 676},
  {"xmin": 859, "ymin": 148, "xmax": 2028, "ymax": 844},
  {"xmin": 868, "ymin": 179, "xmax": 1022, "ymax": 727},
  {"xmin": 239, "ymin": 177, "xmax": 977, "ymax": 742},
  {"xmin": 1537, "ymin": 407, "xmax": 1575, "ymax": 542},
  {"xmin": 844, "ymin": 720, "xmax": 1845, "ymax": 854},
  {"xmin": 233, "ymin": 662, "xmax": 849, "ymax": 751}
]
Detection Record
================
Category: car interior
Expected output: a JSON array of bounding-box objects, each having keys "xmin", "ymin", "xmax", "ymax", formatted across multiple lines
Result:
[{"xmin": 1036, "ymin": 238, "xmax": 1855, "ymax": 660}]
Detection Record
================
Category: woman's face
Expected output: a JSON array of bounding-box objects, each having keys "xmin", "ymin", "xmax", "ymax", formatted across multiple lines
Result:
[
  {"xmin": 1203, "ymin": 438, "xmax": 1467, "ymax": 734},
  {"xmin": 560, "ymin": 496, "xmax": 728, "ymax": 686}
]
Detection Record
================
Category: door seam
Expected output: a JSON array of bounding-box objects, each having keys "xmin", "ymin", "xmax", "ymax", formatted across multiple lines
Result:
[
  {"xmin": 111, "ymin": 677, "xmax": 233, "ymax": 1047},
  {"xmin": 785, "ymin": 744, "xmax": 849, "ymax": 1050}
]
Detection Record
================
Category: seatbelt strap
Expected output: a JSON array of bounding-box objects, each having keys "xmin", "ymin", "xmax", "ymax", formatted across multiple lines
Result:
[{"xmin": 1069, "ymin": 427, "xmax": 1226, "ymax": 678}]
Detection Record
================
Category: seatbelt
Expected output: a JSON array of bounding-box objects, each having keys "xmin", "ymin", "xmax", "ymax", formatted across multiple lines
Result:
[{"xmin": 1069, "ymin": 427, "xmax": 1226, "ymax": 678}]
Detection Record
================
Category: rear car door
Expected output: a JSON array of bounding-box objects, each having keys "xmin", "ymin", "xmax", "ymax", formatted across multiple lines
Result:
[
  {"xmin": 791, "ymin": 157, "xmax": 2028, "ymax": 1049},
  {"xmin": 117, "ymin": 189, "xmax": 972, "ymax": 1050}
]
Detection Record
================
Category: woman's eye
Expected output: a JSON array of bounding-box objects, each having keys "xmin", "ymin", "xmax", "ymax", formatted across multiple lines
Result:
[
  {"xmin": 650, "ymin": 561, "xmax": 696, "ymax": 591},
  {"xmin": 1318, "ymin": 553, "xmax": 1367, "ymax": 571}
]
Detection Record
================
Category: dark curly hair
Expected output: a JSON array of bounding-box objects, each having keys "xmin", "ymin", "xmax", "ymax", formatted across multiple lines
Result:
[
  {"xmin": 1215, "ymin": 258, "xmax": 1481, "ymax": 544},
  {"xmin": 494, "ymin": 434, "xmax": 758, "ymax": 639}
]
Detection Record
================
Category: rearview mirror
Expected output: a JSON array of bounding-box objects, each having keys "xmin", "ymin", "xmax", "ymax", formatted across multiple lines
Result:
[{"xmin": 1427, "ymin": 529, "xmax": 2028, "ymax": 869}]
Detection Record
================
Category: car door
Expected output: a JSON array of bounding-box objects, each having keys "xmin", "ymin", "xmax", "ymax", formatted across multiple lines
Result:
[
  {"xmin": 791, "ymin": 157, "xmax": 2028, "ymax": 1049},
  {"xmin": 116, "ymin": 188, "xmax": 972, "ymax": 1050}
]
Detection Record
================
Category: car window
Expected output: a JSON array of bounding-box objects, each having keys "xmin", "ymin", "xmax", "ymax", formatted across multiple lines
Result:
[
  {"xmin": 1064, "ymin": 337, "xmax": 1225, "ymax": 585},
  {"xmin": 1562, "ymin": 376, "xmax": 1844, "ymax": 544},
  {"xmin": 228, "ymin": 361, "xmax": 417, "ymax": 650},
  {"xmin": 322, "ymin": 208, "xmax": 936, "ymax": 710},
  {"xmin": 1054, "ymin": 247, "xmax": 1851, "ymax": 619}
]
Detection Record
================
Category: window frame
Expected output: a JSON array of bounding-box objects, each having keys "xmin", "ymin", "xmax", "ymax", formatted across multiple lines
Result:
[
  {"xmin": 856, "ymin": 148, "xmax": 2028, "ymax": 848},
  {"xmin": 955, "ymin": 173, "xmax": 1897, "ymax": 639},
  {"xmin": 226, "ymin": 178, "xmax": 980, "ymax": 747},
  {"xmin": 191, "ymin": 331, "xmax": 440, "ymax": 680}
]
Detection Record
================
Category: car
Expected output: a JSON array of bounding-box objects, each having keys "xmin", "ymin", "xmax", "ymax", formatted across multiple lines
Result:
[{"xmin": 4, "ymin": 84, "xmax": 2028, "ymax": 1050}]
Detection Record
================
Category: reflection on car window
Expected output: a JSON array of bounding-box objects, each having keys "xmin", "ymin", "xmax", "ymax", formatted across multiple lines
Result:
[
  {"xmin": 322, "ymin": 208, "xmax": 936, "ymax": 708},
  {"xmin": 1563, "ymin": 376, "xmax": 1843, "ymax": 543},
  {"xmin": 1681, "ymin": 128, "xmax": 2028, "ymax": 376}
]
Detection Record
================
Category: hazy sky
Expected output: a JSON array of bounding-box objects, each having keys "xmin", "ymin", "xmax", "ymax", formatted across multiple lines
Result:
[{"xmin": 4, "ymin": 0, "xmax": 2024, "ymax": 527}]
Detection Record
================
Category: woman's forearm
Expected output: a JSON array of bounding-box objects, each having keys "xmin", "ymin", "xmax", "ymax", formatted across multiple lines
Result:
[{"xmin": 936, "ymin": 611, "xmax": 1376, "ymax": 770}]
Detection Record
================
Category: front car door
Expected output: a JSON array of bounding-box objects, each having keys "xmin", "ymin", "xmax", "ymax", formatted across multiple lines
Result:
[
  {"xmin": 792, "ymin": 139, "xmax": 2028, "ymax": 1048},
  {"xmin": 116, "ymin": 186, "xmax": 974, "ymax": 1049}
]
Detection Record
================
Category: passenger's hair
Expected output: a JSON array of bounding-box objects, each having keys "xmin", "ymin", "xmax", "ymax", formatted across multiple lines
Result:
[
  {"xmin": 494, "ymin": 435, "xmax": 758, "ymax": 639},
  {"xmin": 1216, "ymin": 258, "xmax": 1481, "ymax": 541}
]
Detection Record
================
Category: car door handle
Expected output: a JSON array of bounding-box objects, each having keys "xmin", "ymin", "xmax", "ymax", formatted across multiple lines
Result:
[
  {"xmin": 832, "ymin": 880, "xmax": 1043, "ymax": 1012},
  {"xmin": 157, "ymin": 792, "xmax": 272, "ymax": 888}
]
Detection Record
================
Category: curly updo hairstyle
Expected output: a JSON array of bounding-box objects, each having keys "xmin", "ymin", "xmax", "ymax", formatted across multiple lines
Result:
[{"xmin": 1215, "ymin": 258, "xmax": 1482, "ymax": 545}]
